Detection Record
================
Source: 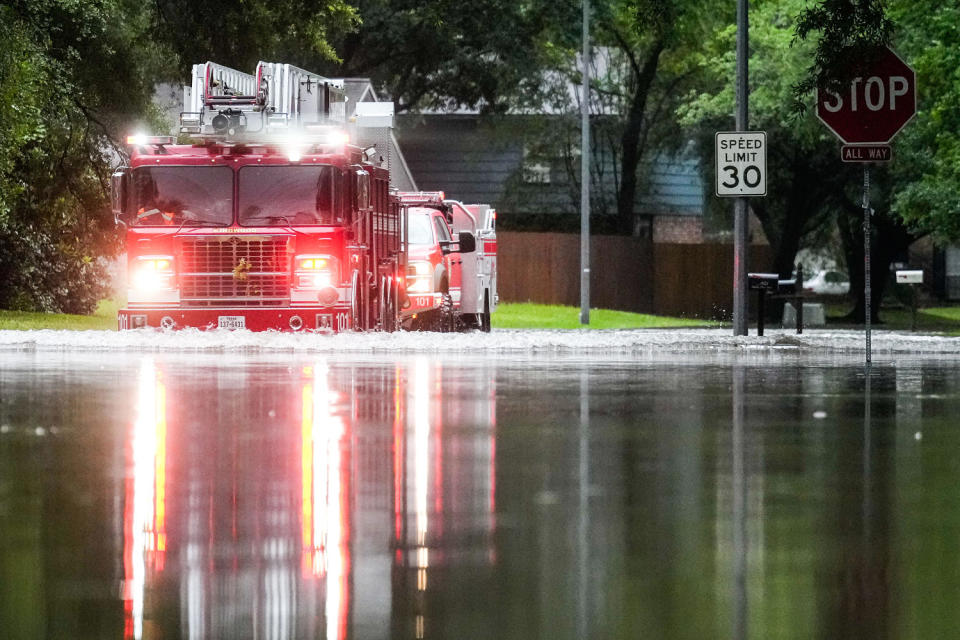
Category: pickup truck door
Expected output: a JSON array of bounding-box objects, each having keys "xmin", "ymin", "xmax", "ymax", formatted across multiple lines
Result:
[{"xmin": 433, "ymin": 215, "xmax": 462, "ymax": 309}]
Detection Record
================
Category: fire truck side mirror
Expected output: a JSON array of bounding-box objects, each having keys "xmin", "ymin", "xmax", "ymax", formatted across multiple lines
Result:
[
  {"xmin": 354, "ymin": 170, "xmax": 370, "ymax": 211},
  {"xmin": 443, "ymin": 231, "xmax": 476, "ymax": 255},
  {"xmin": 111, "ymin": 168, "xmax": 130, "ymax": 225},
  {"xmin": 457, "ymin": 231, "xmax": 476, "ymax": 254}
]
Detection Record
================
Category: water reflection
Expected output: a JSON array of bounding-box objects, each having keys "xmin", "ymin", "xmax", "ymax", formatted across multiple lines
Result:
[
  {"xmin": 119, "ymin": 356, "xmax": 496, "ymax": 639},
  {"xmin": 4, "ymin": 354, "xmax": 960, "ymax": 638}
]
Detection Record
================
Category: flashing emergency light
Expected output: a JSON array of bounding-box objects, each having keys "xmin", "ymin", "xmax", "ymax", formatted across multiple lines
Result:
[
  {"xmin": 285, "ymin": 143, "xmax": 304, "ymax": 162},
  {"xmin": 295, "ymin": 255, "xmax": 337, "ymax": 290},
  {"xmin": 127, "ymin": 134, "xmax": 175, "ymax": 146},
  {"xmin": 132, "ymin": 255, "xmax": 175, "ymax": 292}
]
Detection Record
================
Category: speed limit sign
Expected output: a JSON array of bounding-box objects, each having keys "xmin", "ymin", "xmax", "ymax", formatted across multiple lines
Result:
[{"xmin": 716, "ymin": 131, "xmax": 767, "ymax": 197}]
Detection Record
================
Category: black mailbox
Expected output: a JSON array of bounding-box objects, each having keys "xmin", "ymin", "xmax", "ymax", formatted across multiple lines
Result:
[{"xmin": 748, "ymin": 273, "xmax": 779, "ymax": 291}]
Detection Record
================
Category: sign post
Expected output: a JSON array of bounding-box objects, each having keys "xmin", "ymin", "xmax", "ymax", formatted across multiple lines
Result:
[
  {"xmin": 716, "ymin": 130, "xmax": 767, "ymax": 338},
  {"xmin": 816, "ymin": 46, "xmax": 916, "ymax": 363}
]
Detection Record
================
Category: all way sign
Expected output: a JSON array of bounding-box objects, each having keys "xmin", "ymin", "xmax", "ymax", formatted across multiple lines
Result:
[
  {"xmin": 841, "ymin": 144, "xmax": 892, "ymax": 163},
  {"xmin": 716, "ymin": 131, "xmax": 767, "ymax": 197}
]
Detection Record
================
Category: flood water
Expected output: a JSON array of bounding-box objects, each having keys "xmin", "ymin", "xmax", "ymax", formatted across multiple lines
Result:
[{"xmin": 2, "ymin": 349, "xmax": 960, "ymax": 639}]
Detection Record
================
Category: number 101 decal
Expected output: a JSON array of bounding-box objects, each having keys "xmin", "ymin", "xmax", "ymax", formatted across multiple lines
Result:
[{"xmin": 316, "ymin": 313, "xmax": 351, "ymax": 331}]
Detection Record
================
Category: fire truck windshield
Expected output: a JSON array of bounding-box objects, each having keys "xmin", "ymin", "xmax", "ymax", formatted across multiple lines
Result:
[
  {"xmin": 408, "ymin": 211, "xmax": 435, "ymax": 245},
  {"xmin": 239, "ymin": 165, "xmax": 338, "ymax": 226},
  {"xmin": 130, "ymin": 166, "xmax": 233, "ymax": 226}
]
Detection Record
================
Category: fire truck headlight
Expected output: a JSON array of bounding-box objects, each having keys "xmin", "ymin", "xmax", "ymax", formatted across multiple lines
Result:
[
  {"xmin": 406, "ymin": 261, "xmax": 433, "ymax": 293},
  {"xmin": 132, "ymin": 255, "xmax": 175, "ymax": 291},
  {"xmin": 294, "ymin": 254, "xmax": 337, "ymax": 290}
]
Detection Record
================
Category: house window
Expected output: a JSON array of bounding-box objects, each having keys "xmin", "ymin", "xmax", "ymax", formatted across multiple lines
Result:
[{"xmin": 522, "ymin": 146, "xmax": 551, "ymax": 184}]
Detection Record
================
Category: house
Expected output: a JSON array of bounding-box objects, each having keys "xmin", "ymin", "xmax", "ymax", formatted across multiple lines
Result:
[{"xmin": 394, "ymin": 113, "xmax": 710, "ymax": 243}]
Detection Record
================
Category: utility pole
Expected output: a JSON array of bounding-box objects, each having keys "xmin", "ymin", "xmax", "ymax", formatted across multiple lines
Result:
[
  {"xmin": 580, "ymin": 0, "xmax": 591, "ymax": 325},
  {"xmin": 732, "ymin": 0, "xmax": 749, "ymax": 335}
]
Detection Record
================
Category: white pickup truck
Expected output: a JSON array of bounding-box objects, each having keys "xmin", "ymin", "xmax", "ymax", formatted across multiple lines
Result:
[{"xmin": 445, "ymin": 200, "xmax": 497, "ymax": 332}]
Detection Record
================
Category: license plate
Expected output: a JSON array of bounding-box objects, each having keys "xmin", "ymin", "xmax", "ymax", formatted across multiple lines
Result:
[{"xmin": 218, "ymin": 315, "xmax": 246, "ymax": 330}]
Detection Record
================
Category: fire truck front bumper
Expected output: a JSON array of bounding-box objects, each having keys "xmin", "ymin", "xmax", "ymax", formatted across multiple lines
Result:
[{"xmin": 118, "ymin": 306, "xmax": 354, "ymax": 332}]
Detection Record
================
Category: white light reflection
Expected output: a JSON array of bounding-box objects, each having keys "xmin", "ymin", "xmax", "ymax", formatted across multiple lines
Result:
[
  {"xmin": 124, "ymin": 358, "xmax": 167, "ymax": 640},
  {"xmin": 302, "ymin": 361, "xmax": 349, "ymax": 640},
  {"xmin": 413, "ymin": 358, "xmax": 430, "ymax": 591}
]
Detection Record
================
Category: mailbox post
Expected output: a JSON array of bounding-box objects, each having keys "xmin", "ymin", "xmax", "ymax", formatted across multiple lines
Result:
[
  {"xmin": 748, "ymin": 273, "xmax": 778, "ymax": 336},
  {"xmin": 748, "ymin": 268, "xmax": 805, "ymax": 336},
  {"xmin": 896, "ymin": 269, "xmax": 923, "ymax": 331}
]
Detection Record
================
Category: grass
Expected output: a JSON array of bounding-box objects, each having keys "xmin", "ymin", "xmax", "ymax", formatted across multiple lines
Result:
[
  {"xmin": 0, "ymin": 300, "xmax": 716, "ymax": 331},
  {"xmin": 825, "ymin": 303, "xmax": 960, "ymax": 334},
  {"xmin": 491, "ymin": 302, "xmax": 719, "ymax": 330},
  {"xmin": 3, "ymin": 299, "xmax": 958, "ymax": 333},
  {"xmin": 0, "ymin": 299, "xmax": 119, "ymax": 331}
]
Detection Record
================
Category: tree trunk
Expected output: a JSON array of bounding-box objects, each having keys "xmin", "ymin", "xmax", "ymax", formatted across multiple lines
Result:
[{"xmin": 616, "ymin": 41, "xmax": 664, "ymax": 235}]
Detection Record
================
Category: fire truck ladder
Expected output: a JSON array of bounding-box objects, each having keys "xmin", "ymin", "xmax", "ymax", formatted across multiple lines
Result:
[
  {"xmin": 181, "ymin": 60, "xmax": 347, "ymax": 137},
  {"xmin": 255, "ymin": 61, "xmax": 346, "ymax": 128}
]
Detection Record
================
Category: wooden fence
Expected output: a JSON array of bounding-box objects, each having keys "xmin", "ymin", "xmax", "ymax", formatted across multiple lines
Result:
[{"xmin": 497, "ymin": 232, "xmax": 773, "ymax": 320}]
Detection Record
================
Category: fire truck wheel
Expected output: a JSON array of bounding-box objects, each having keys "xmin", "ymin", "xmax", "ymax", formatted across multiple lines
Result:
[
  {"xmin": 480, "ymin": 291, "xmax": 492, "ymax": 333},
  {"xmin": 437, "ymin": 293, "xmax": 455, "ymax": 333},
  {"xmin": 379, "ymin": 276, "xmax": 396, "ymax": 332}
]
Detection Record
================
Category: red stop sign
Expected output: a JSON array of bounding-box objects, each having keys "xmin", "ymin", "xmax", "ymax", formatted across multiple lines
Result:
[{"xmin": 816, "ymin": 46, "xmax": 916, "ymax": 144}]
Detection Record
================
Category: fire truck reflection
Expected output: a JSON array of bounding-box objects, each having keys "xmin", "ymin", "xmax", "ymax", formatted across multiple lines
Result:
[
  {"xmin": 122, "ymin": 357, "xmax": 497, "ymax": 639},
  {"xmin": 123, "ymin": 359, "xmax": 167, "ymax": 640}
]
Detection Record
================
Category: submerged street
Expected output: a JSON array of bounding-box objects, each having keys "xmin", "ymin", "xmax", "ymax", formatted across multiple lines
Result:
[{"xmin": 2, "ymin": 334, "xmax": 960, "ymax": 638}]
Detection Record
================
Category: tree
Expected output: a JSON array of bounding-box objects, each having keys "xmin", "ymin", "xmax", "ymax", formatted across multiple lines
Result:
[
  {"xmin": 792, "ymin": 0, "xmax": 893, "ymax": 108},
  {"xmin": 792, "ymin": 0, "xmax": 934, "ymax": 322},
  {"xmin": 331, "ymin": 0, "xmax": 560, "ymax": 113},
  {"xmin": 887, "ymin": 1, "xmax": 960, "ymax": 241},
  {"xmin": 154, "ymin": 0, "xmax": 359, "ymax": 78},
  {"xmin": 0, "ymin": 1, "xmax": 169, "ymax": 313},
  {"xmin": 680, "ymin": 1, "xmax": 850, "ymax": 280},
  {"xmin": 497, "ymin": 0, "xmax": 727, "ymax": 234}
]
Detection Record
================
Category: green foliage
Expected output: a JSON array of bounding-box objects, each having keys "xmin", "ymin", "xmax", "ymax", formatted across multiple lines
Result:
[
  {"xmin": 679, "ymin": 0, "xmax": 854, "ymax": 274},
  {"xmin": 793, "ymin": 0, "xmax": 893, "ymax": 108},
  {"xmin": 331, "ymin": 0, "xmax": 560, "ymax": 113},
  {"xmin": 155, "ymin": 0, "xmax": 359, "ymax": 75},
  {"xmin": 888, "ymin": 1, "xmax": 960, "ymax": 241},
  {"xmin": 0, "ymin": 1, "xmax": 170, "ymax": 313}
]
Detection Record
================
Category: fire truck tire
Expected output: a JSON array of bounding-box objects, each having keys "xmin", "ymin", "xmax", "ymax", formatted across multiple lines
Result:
[
  {"xmin": 480, "ymin": 291, "xmax": 492, "ymax": 333},
  {"xmin": 379, "ymin": 276, "xmax": 397, "ymax": 332},
  {"xmin": 437, "ymin": 293, "xmax": 455, "ymax": 333}
]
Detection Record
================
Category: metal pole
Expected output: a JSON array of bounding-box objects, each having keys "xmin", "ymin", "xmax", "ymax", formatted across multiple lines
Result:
[
  {"xmin": 580, "ymin": 0, "xmax": 591, "ymax": 325},
  {"xmin": 864, "ymin": 166, "xmax": 872, "ymax": 363},
  {"xmin": 733, "ymin": 0, "xmax": 750, "ymax": 336}
]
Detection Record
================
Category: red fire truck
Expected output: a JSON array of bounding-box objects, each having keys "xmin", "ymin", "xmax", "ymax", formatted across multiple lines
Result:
[
  {"xmin": 112, "ymin": 61, "xmax": 404, "ymax": 332},
  {"xmin": 399, "ymin": 192, "xmax": 496, "ymax": 332}
]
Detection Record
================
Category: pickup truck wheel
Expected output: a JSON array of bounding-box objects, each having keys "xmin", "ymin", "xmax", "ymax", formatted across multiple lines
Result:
[
  {"xmin": 480, "ymin": 291, "xmax": 491, "ymax": 333},
  {"xmin": 436, "ymin": 293, "xmax": 454, "ymax": 333}
]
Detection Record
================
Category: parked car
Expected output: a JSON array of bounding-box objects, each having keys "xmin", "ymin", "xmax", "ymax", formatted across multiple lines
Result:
[{"xmin": 803, "ymin": 270, "xmax": 850, "ymax": 295}]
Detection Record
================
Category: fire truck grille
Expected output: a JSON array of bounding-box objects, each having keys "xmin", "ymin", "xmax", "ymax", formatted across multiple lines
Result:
[{"xmin": 178, "ymin": 236, "xmax": 291, "ymax": 307}]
